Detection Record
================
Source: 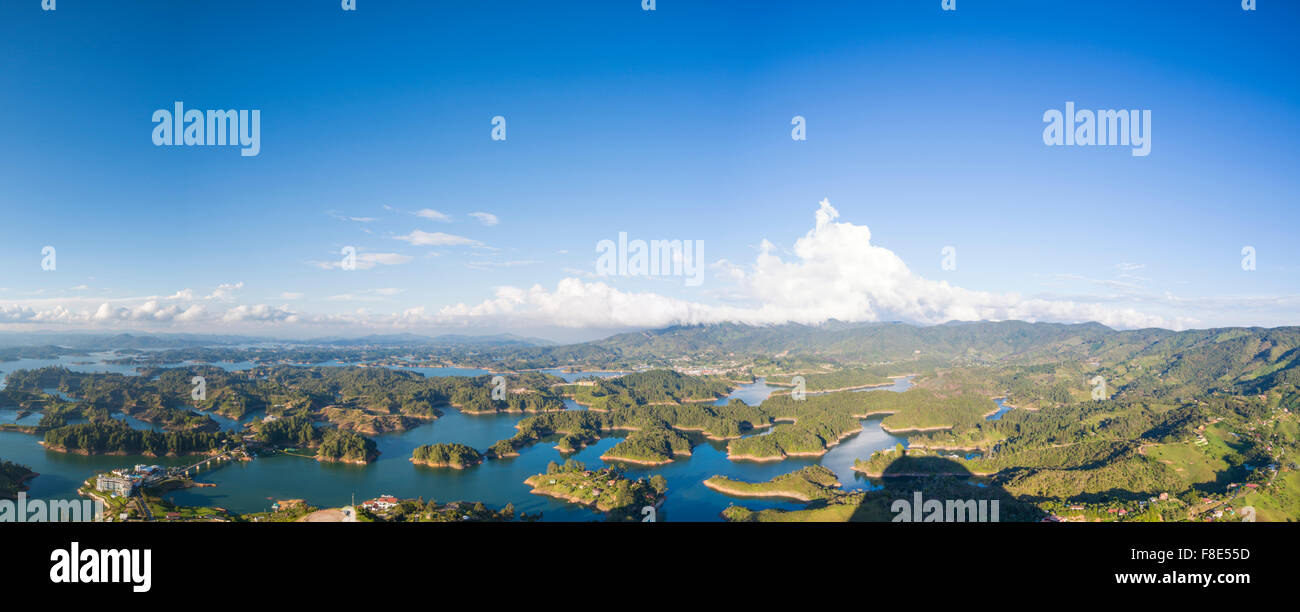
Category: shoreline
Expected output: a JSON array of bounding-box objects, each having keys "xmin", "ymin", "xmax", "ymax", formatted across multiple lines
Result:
[
  {"xmin": 879, "ymin": 423, "xmax": 954, "ymax": 434},
  {"xmin": 523, "ymin": 475, "xmax": 614, "ymax": 512},
  {"xmin": 702, "ymin": 478, "xmax": 818, "ymax": 502},
  {"xmin": 851, "ymin": 465, "xmax": 997, "ymax": 478},
  {"xmin": 410, "ymin": 457, "xmax": 482, "ymax": 470},
  {"xmin": 599, "ymin": 449, "xmax": 691, "ymax": 466},
  {"xmin": 725, "ymin": 413, "xmax": 884, "ymax": 461},
  {"xmin": 39, "ymin": 441, "xmax": 218, "ymax": 458},
  {"xmin": 316, "ymin": 452, "xmax": 379, "ymax": 465},
  {"xmin": 769, "ymin": 381, "xmax": 896, "ymax": 395}
]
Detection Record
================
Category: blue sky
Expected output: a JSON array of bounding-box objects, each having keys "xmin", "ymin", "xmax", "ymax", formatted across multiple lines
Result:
[{"xmin": 1, "ymin": 0, "xmax": 1297, "ymax": 341}]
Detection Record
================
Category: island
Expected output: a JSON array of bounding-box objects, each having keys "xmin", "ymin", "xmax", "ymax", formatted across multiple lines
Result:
[
  {"xmin": 704, "ymin": 465, "xmax": 842, "ymax": 502},
  {"xmin": 524, "ymin": 460, "xmax": 666, "ymax": 519},
  {"xmin": 0, "ymin": 460, "xmax": 37, "ymax": 499},
  {"xmin": 411, "ymin": 443, "xmax": 484, "ymax": 469}
]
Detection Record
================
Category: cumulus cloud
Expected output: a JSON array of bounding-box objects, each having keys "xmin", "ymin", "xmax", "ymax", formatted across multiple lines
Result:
[
  {"xmin": 221, "ymin": 304, "xmax": 299, "ymax": 323},
  {"xmin": 435, "ymin": 199, "xmax": 1189, "ymax": 330},
  {"xmin": 3, "ymin": 200, "xmax": 1283, "ymax": 333},
  {"xmin": 207, "ymin": 282, "xmax": 244, "ymax": 301}
]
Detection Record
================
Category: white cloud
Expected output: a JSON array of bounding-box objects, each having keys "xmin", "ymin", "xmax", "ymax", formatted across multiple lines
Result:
[
  {"xmin": 5, "ymin": 199, "xmax": 1297, "ymax": 333},
  {"xmin": 207, "ymin": 282, "xmax": 244, "ymax": 301},
  {"xmin": 312, "ymin": 252, "xmax": 414, "ymax": 270},
  {"xmin": 466, "ymin": 260, "xmax": 542, "ymax": 269},
  {"xmin": 328, "ymin": 288, "xmax": 403, "ymax": 302},
  {"xmin": 469, "ymin": 212, "xmax": 499, "ymax": 226},
  {"xmin": 394, "ymin": 231, "xmax": 480, "ymax": 247},
  {"xmin": 415, "ymin": 209, "xmax": 452, "ymax": 222},
  {"xmin": 221, "ymin": 304, "xmax": 298, "ymax": 323},
  {"xmin": 436, "ymin": 199, "xmax": 1190, "ymax": 330}
]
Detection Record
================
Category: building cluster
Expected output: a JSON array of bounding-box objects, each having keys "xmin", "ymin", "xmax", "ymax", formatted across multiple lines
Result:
[
  {"xmin": 360, "ymin": 494, "xmax": 400, "ymax": 513},
  {"xmin": 94, "ymin": 464, "xmax": 165, "ymax": 497}
]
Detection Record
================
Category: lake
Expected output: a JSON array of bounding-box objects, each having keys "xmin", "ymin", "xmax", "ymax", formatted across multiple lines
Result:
[{"xmin": 1, "ymin": 356, "xmax": 914, "ymax": 521}]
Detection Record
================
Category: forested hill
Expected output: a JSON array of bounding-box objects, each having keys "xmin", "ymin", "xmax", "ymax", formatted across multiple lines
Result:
[
  {"xmin": 583, "ymin": 321, "xmax": 1293, "ymax": 365},
  {"xmin": 583, "ymin": 320, "xmax": 1143, "ymax": 362}
]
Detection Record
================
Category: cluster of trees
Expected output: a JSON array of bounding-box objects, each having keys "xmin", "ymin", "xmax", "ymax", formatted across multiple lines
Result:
[
  {"xmin": 996, "ymin": 364, "xmax": 1077, "ymax": 408},
  {"xmin": 602, "ymin": 423, "xmax": 692, "ymax": 463},
  {"xmin": 0, "ymin": 459, "xmax": 35, "ymax": 499},
  {"xmin": 485, "ymin": 394, "xmax": 773, "ymax": 458},
  {"xmin": 43, "ymin": 420, "xmax": 224, "ymax": 456},
  {"xmin": 256, "ymin": 415, "xmax": 323, "ymax": 447},
  {"xmin": 5, "ymin": 366, "xmax": 240, "ymax": 426},
  {"xmin": 450, "ymin": 383, "xmax": 566, "ymax": 414},
  {"xmin": 491, "ymin": 379, "xmax": 997, "ymax": 462},
  {"xmin": 706, "ymin": 465, "xmax": 842, "ymax": 501},
  {"xmin": 364, "ymin": 497, "xmax": 539, "ymax": 522},
  {"xmin": 883, "ymin": 392, "xmax": 1284, "ymax": 504},
  {"xmin": 411, "ymin": 443, "xmax": 483, "ymax": 468},
  {"xmin": 36, "ymin": 413, "xmax": 66, "ymax": 430},
  {"xmin": 0, "ymin": 346, "xmax": 86, "ymax": 362},
  {"xmin": 568, "ymin": 369, "xmax": 733, "ymax": 408},
  {"xmin": 315, "ymin": 428, "xmax": 378, "ymax": 463},
  {"xmin": 766, "ymin": 366, "xmax": 893, "ymax": 391},
  {"xmin": 528, "ymin": 462, "xmax": 666, "ymax": 517}
]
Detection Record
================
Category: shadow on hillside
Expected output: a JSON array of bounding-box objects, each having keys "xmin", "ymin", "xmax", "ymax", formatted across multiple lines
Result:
[{"xmin": 848, "ymin": 455, "xmax": 1047, "ymax": 522}]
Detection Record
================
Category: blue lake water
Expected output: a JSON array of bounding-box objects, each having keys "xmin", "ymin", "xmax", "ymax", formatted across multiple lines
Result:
[{"xmin": 986, "ymin": 398, "xmax": 1013, "ymax": 421}]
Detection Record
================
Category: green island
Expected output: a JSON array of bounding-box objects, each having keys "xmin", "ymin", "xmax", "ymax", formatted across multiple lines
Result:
[
  {"xmin": 43, "ymin": 420, "xmax": 226, "ymax": 457},
  {"xmin": 600, "ymin": 426, "xmax": 693, "ymax": 465},
  {"xmin": 314, "ymin": 428, "xmax": 379, "ymax": 464},
  {"xmin": 524, "ymin": 460, "xmax": 666, "ymax": 519},
  {"xmin": 723, "ymin": 389, "xmax": 993, "ymax": 461},
  {"xmin": 358, "ymin": 497, "xmax": 538, "ymax": 522},
  {"xmin": 1, "ymin": 460, "xmax": 37, "ymax": 499},
  {"xmin": 704, "ymin": 465, "xmax": 842, "ymax": 501},
  {"xmin": 251, "ymin": 417, "xmax": 379, "ymax": 464},
  {"xmin": 411, "ymin": 443, "xmax": 484, "ymax": 469}
]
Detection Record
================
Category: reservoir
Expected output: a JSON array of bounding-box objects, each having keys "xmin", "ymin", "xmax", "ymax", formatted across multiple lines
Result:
[{"xmin": 1, "ymin": 357, "xmax": 912, "ymax": 521}]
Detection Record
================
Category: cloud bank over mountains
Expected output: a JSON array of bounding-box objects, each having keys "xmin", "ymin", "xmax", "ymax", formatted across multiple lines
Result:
[
  {"xmin": 433, "ymin": 199, "xmax": 1187, "ymax": 331},
  {"xmin": 0, "ymin": 199, "xmax": 1261, "ymax": 334}
]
